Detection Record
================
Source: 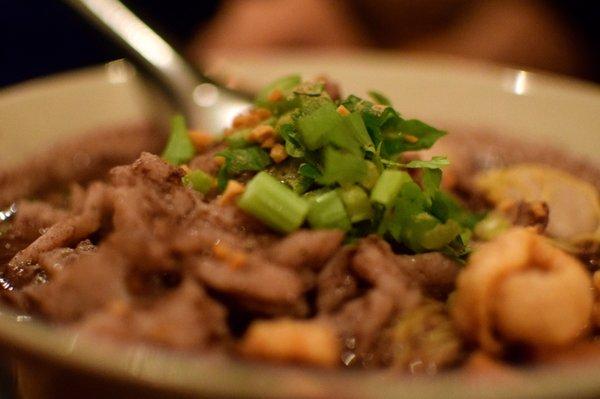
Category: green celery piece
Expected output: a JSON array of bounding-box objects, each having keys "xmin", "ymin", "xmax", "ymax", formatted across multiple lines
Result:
[
  {"xmin": 318, "ymin": 146, "xmax": 367, "ymax": 186},
  {"xmin": 276, "ymin": 113, "xmax": 305, "ymax": 158},
  {"xmin": 361, "ymin": 160, "xmax": 380, "ymax": 190},
  {"xmin": 370, "ymin": 170, "xmax": 412, "ymax": 207},
  {"xmin": 182, "ymin": 170, "xmax": 213, "ymax": 194},
  {"xmin": 225, "ymin": 128, "xmax": 252, "ymax": 148},
  {"xmin": 307, "ymin": 190, "xmax": 351, "ymax": 230},
  {"xmin": 255, "ymin": 74, "xmax": 301, "ymax": 106},
  {"xmin": 387, "ymin": 182, "xmax": 428, "ymax": 241},
  {"xmin": 431, "ymin": 190, "xmax": 481, "ymax": 229},
  {"xmin": 297, "ymin": 101, "xmax": 341, "ymax": 150},
  {"xmin": 403, "ymin": 156, "xmax": 450, "ymax": 169},
  {"xmin": 218, "ymin": 146, "xmax": 272, "ymax": 175},
  {"xmin": 338, "ymin": 185, "xmax": 373, "ymax": 223},
  {"xmin": 298, "ymin": 163, "xmax": 321, "ymax": 179},
  {"xmin": 237, "ymin": 172, "xmax": 309, "ymax": 233},
  {"xmin": 161, "ymin": 115, "xmax": 197, "ymax": 165}
]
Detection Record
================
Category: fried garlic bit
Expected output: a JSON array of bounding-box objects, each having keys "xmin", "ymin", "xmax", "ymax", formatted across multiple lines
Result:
[
  {"xmin": 452, "ymin": 228, "xmax": 593, "ymax": 354},
  {"xmin": 238, "ymin": 319, "xmax": 340, "ymax": 367}
]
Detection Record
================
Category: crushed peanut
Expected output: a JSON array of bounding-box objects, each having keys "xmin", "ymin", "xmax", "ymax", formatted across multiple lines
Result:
[
  {"xmin": 336, "ymin": 105, "xmax": 350, "ymax": 116},
  {"xmin": 212, "ymin": 241, "xmax": 247, "ymax": 269},
  {"xmin": 403, "ymin": 134, "xmax": 419, "ymax": 143},
  {"xmin": 218, "ymin": 180, "xmax": 245, "ymax": 206},
  {"xmin": 180, "ymin": 165, "xmax": 191, "ymax": 174},
  {"xmin": 260, "ymin": 138, "xmax": 277, "ymax": 149},
  {"xmin": 233, "ymin": 113, "xmax": 261, "ymax": 129},
  {"xmin": 249, "ymin": 125, "xmax": 276, "ymax": 143},
  {"xmin": 213, "ymin": 156, "xmax": 226, "ymax": 167},
  {"xmin": 254, "ymin": 107, "xmax": 272, "ymax": 120},
  {"xmin": 267, "ymin": 89, "xmax": 283, "ymax": 102},
  {"xmin": 188, "ymin": 130, "xmax": 214, "ymax": 151},
  {"xmin": 270, "ymin": 144, "xmax": 288, "ymax": 164}
]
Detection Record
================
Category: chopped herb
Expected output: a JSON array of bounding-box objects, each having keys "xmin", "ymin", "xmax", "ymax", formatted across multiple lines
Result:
[
  {"xmin": 237, "ymin": 171, "xmax": 309, "ymax": 233},
  {"xmin": 162, "ymin": 115, "xmax": 197, "ymax": 165},
  {"xmin": 182, "ymin": 169, "xmax": 213, "ymax": 194},
  {"xmin": 218, "ymin": 146, "xmax": 272, "ymax": 176},
  {"xmin": 367, "ymin": 90, "xmax": 392, "ymax": 106},
  {"xmin": 307, "ymin": 190, "xmax": 351, "ymax": 230}
]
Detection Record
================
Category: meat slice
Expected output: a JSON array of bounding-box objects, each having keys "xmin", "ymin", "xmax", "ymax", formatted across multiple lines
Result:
[
  {"xmin": 266, "ymin": 229, "xmax": 345, "ymax": 270},
  {"xmin": 11, "ymin": 200, "xmax": 69, "ymax": 239},
  {"xmin": 316, "ymin": 246, "xmax": 358, "ymax": 314},
  {"xmin": 24, "ymin": 247, "xmax": 128, "ymax": 322},
  {"xmin": 37, "ymin": 239, "xmax": 96, "ymax": 278},
  {"xmin": 188, "ymin": 254, "xmax": 304, "ymax": 306},
  {"xmin": 352, "ymin": 236, "xmax": 421, "ymax": 309},
  {"xmin": 395, "ymin": 252, "xmax": 461, "ymax": 300},
  {"xmin": 329, "ymin": 289, "xmax": 396, "ymax": 368},
  {"xmin": 9, "ymin": 182, "xmax": 109, "ymax": 268},
  {"xmin": 77, "ymin": 280, "xmax": 228, "ymax": 351}
]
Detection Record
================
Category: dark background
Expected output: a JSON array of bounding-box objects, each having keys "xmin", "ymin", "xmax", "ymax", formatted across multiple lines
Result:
[{"xmin": 1, "ymin": 0, "xmax": 598, "ymax": 89}]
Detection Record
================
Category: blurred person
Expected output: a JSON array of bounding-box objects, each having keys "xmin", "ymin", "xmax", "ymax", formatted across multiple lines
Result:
[{"xmin": 190, "ymin": 0, "xmax": 597, "ymax": 79}]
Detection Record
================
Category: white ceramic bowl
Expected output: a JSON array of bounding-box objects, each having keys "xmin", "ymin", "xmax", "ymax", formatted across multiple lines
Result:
[{"xmin": 1, "ymin": 51, "xmax": 599, "ymax": 399}]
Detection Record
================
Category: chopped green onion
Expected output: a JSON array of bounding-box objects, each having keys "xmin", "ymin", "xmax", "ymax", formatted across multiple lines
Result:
[
  {"xmin": 367, "ymin": 90, "xmax": 392, "ymax": 106},
  {"xmin": 255, "ymin": 74, "xmax": 301, "ymax": 106},
  {"xmin": 420, "ymin": 219, "xmax": 461, "ymax": 250},
  {"xmin": 318, "ymin": 146, "xmax": 367, "ymax": 186},
  {"xmin": 307, "ymin": 190, "xmax": 351, "ymax": 230},
  {"xmin": 161, "ymin": 115, "xmax": 197, "ymax": 165},
  {"xmin": 361, "ymin": 160, "xmax": 380, "ymax": 190},
  {"xmin": 297, "ymin": 102, "xmax": 341, "ymax": 150},
  {"xmin": 370, "ymin": 170, "xmax": 412, "ymax": 207},
  {"xmin": 182, "ymin": 170, "xmax": 213, "ymax": 194},
  {"xmin": 218, "ymin": 146, "xmax": 272, "ymax": 175},
  {"xmin": 225, "ymin": 128, "xmax": 252, "ymax": 148},
  {"xmin": 237, "ymin": 172, "xmax": 309, "ymax": 233},
  {"xmin": 342, "ymin": 112, "xmax": 374, "ymax": 151},
  {"xmin": 337, "ymin": 185, "xmax": 373, "ymax": 223}
]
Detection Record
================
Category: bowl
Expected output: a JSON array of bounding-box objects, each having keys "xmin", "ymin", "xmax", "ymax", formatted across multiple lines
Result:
[{"xmin": 1, "ymin": 51, "xmax": 599, "ymax": 399}]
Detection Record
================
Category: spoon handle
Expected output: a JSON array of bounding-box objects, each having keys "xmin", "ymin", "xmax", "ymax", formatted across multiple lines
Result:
[{"xmin": 64, "ymin": 0, "xmax": 250, "ymax": 132}]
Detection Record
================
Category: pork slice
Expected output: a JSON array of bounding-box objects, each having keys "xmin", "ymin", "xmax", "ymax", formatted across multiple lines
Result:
[
  {"xmin": 266, "ymin": 229, "xmax": 345, "ymax": 270},
  {"xmin": 24, "ymin": 247, "xmax": 128, "ymax": 322},
  {"xmin": 329, "ymin": 289, "xmax": 396, "ymax": 368},
  {"xmin": 188, "ymin": 255, "xmax": 304, "ymax": 305},
  {"xmin": 395, "ymin": 252, "xmax": 461, "ymax": 300},
  {"xmin": 11, "ymin": 200, "xmax": 69, "ymax": 239},
  {"xmin": 352, "ymin": 236, "xmax": 421, "ymax": 310},
  {"xmin": 316, "ymin": 246, "xmax": 358, "ymax": 314},
  {"xmin": 37, "ymin": 239, "xmax": 96, "ymax": 278},
  {"xmin": 4, "ymin": 182, "xmax": 110, "ymax": 291},
  {"xmin": 77, "ymin": 280, "xmax": 228, "ymax": 351}
]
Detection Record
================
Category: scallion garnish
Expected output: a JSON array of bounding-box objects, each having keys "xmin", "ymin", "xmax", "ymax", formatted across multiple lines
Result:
[
  {"xmin": 162, "ymin": 115, "xmax": 197, "ymax": 165},
  {"xmin": 237, "ymin": 172, "xmax": 309, "ymax": 233},
  {"xmin": 182, "ymin": 169, "xmax": 213, "ymax": 194}
]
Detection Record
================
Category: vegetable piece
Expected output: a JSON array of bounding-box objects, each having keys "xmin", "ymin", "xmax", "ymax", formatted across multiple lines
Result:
[
  {"xmin": 367, "ymin": 90, "xmax": 392, "ymax": 106},
  {"xmin": 225, "ymin": 128, "xmax": 252, "ymax": 148},
  {"xmin": 474, "ymin": 212, "xmax": 511, "ymax": 241},
  {"xmin": 237, "ymin": 171, "xmax": 309, "ymax": 233},
  {"xmin": 255, "ymin": 74, "xmax": 301, "ymax": 106},
  {"xmin": 338, "ymin": 185, "xmax": 373, "ymax": 223},
  {"xmin": 380, "ymin": 120, "xmax": 446, "ymax": 157},
  {"xmin": 218, "ymin": 146, "xmax": 272, "ymax": 175},
  {"xmin": 370, "ymin": 170, "xmax": 412, "ymax": 207},
  {"xmin": 297, "ymin": 102, "xmax": 342, "ymax": 150},
  {"xmin": 318, "ymin": 146, "xmax": 367, "ymax": 186},
  {"xmin": 361, "ymin": 160, "xmax": 380, "ymax": 190},
  {"xmin": 182, "ymin": 169, "xmax": 213, "ymax": 194},
  {"xmin": 342, "ymin": 112, "xmax": 374, "ymax": 152},
  {"xmin": 307, "ymin": 190, "xmax": 351, "ymax": 230},
  {"xmin": 161, "ymin": 115, "xmax": 197, "ymax": 165}
]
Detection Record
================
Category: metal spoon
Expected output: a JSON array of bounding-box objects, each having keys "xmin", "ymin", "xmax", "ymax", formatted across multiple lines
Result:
[
  {"xmin": 64, "ymin": 0, "xmax": 252, "ymax": 133},
  {"xmin": 1, "ymin": 1, "xmax": 256, "ymax": 224}
]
